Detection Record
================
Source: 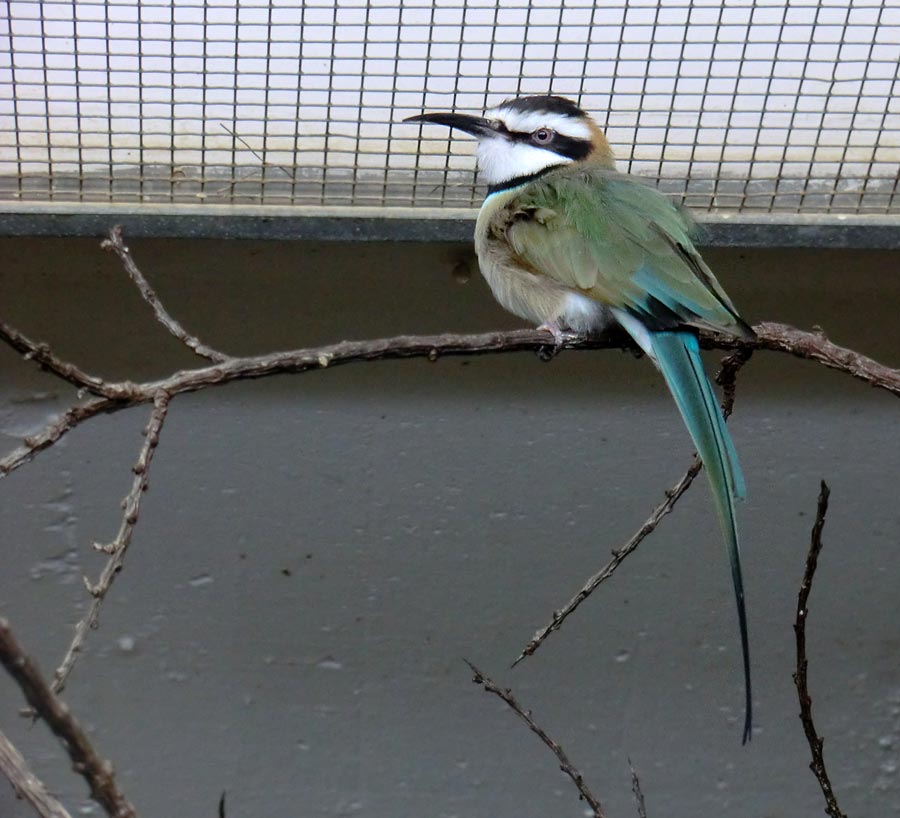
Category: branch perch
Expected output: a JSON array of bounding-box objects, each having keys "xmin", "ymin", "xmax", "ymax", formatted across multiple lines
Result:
[
  {"xmin": 1, "ymin": 322, "xmax": 897, "ymax": 485},
  {"xmin": 0, "ymin": 618, "xmax": 137, "ymax": 818}
]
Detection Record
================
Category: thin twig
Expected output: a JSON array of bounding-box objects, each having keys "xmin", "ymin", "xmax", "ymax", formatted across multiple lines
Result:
[
  {"xmin": 464, "ymin": 660, "xmax": 606, "ymax": 818},
  {"xmin": 0, "ymin": 730, "xmax": 74, "ymax": 818},
  {"xmin": 0, "ymin": 397, "xmax": 122, "ymax": 479},
  {"xmin": 628, "ymin": 757, "xmax": 648, "ymax": 818},
  {"xmin": 1, "ymin": 323, "xmax": 897, "ymax": 484},
  {"xmin": 0, "ymin": 619, "xmax": 138, "ymax": 818},
  {"xmin": 219, "ymin": 124, "xmax": 294, "ymax": 179},
  {"xmin": 513, "ymin": 455, "xmax": 700, "ymax": 665},
  {"xmin": 101, "ymin": 226, "xmax": 229, "ymax": 363},
  {"xmin": 793, "ymin": 481, "xmax": 847, "ymax": 818},
  {"xmin": 49, "ymin": 392, "xmax": 170, "ymax": 695},
  {"xmin": 514, "ymin": 350, "xmax": 750, "ymax": 665}
]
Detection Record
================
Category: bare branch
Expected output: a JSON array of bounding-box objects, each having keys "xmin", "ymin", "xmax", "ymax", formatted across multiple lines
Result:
[
  {"xmin": 793, "ymin": 481, "xmax": 847, "ymax": 818},
  {"xmin": 0, "ymin": 398, "xmax": 121, "ymax": 480},
  {"xmin": 0, "ymin": 730, "xmax": 73, "ymax": 818},
  {"xmin": 50, "ymin": 392, "xmax": 170, "ymax": 695},
  {"xmin": 0, "ymin": 619, "xmax": 138, "ymax": 818},
  {"xmin": 464, "ymin": 660, "xmax": 606, "ymax": 818},
  {"xmin": 102, "ymin": 322, "xmax": 900, "ymax": 402},
  {"xmin": 0, "ymin": 328, "xmax": 629, "ymax": 482},
  {"xmin": 514, "ymin": 350, "xmax": 750, "ymax": 665},
  {"xmin": 738, "ymin": 322, "xmax": 900, "ymax": 397},
  {"xmin": 628, "ymin": 757, "xmax": 648, "ymax": 818},
  {"xmin": 0, "ymin": 319, "xmax": 121, "ymax": 399},
  {"xmin": 101, "ymin": 226, "xmax": 229, "ymax": 363},
  {"xmin": 1, "ymin": 322, "xmax": 897, "ymax": 485}
]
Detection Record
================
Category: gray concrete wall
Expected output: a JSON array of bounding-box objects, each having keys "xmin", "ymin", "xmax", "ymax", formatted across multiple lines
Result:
[{"xmin": 0, "ymin": 237, "xmax": 898, "ymax": 817}]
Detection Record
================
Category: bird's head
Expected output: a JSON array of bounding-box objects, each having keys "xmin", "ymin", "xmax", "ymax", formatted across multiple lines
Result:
[{"xmin": 405, "ymin": 95, "xmax": 615, "ymax": 190}]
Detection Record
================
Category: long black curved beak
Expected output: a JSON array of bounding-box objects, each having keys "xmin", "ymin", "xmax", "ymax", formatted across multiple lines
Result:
[{"xmin": 404, "ymin": 112, "xmax": 499, "ymax": 138}]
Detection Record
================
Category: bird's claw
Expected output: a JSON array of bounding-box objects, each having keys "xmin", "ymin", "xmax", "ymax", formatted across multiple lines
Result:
[{"xmin": 536, "ymin": 322, "xmax": 578, "ymax": 360}]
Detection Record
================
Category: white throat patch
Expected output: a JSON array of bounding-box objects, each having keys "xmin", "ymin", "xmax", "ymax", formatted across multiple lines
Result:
[{"xmin": 476, "ymin": 136, "xmax": 571, "ymax": 186}]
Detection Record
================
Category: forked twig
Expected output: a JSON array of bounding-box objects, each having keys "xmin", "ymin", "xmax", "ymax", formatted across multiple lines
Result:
[
  {"xmin": 793, "ymin": 481, "xmax": 847, "ymax": 818},
  {"xmin": 464, "ymin": 660, "xmax": 606, "ymax": 818},
  {"xmin": 0, "ymin": 619, "xmax": 138, "ymax": 818},
  {"xmin": 101, "ymin": 226, "xmax": 229, "ymax": 363},
  {"xmin": 514, "ymin": 349, "xmax": 750, "ymax": 665}
]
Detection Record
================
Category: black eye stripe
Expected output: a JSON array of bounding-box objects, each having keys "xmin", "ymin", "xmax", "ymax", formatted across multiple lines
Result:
[
  {"xmin": 553, "ymin": 134, "xmax": 592, "ymax": 160},
  {"xmin": 509, "ymin": 129, "xmax": 591, "ymax": 161}
]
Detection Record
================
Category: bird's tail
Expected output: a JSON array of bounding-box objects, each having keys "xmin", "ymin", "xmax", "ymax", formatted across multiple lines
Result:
[{"xmin": 647, "ymin": 330, "xmax": 752, "ymax": 744}]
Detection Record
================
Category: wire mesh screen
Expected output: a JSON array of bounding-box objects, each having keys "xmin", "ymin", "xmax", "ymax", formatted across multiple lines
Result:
[{"xmin": 1, "ymin": 0, "xmax": 898, "ymax": 215}]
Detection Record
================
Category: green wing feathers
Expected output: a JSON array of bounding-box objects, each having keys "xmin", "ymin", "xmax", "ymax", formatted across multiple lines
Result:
[{"xmin": 505, "ymin": 167, "xmax": 754, "ymax": 337}]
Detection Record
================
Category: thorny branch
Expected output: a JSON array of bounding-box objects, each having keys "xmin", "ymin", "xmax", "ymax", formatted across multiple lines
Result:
[
  {"xmin": 0, "ymin": 730, "xmax": 73, "ymax": 818},
  {"xmin": 101, "ymin": 225, "xmax": 229, "ymax": 364},
  {"xmin": 793, "ymin": 482, "xmax": 847, "ymax": 818},
  {"xmin": 464, "ymin": 660, "xmax": 606, "ymax": 818},
  {"xmin": 0, "ymin": 618, "xmax": 138, "ymax": 818},
  {"xmin": 513, "ymin": 349, "xmax": 751, "ymax": 665},
  {"xmin": 49, "ymin": 392, "xmax": 171, "ymax": 695}
]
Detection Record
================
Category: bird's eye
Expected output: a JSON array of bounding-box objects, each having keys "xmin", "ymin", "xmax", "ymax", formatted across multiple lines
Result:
[{"xmin": 532, "ymin": 128, "xmax": 553, "ymax": 144}]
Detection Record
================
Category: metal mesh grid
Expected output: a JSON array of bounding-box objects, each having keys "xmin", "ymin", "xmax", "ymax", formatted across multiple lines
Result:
[{"xmin": 1, "ymin": 0, "xmax": 898, "ymax": 215}]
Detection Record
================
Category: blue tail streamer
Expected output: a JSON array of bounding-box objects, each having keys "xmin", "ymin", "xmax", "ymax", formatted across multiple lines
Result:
[{"xmin": 649, "ymin": 330, "xmax": 752, "ymax": 743}]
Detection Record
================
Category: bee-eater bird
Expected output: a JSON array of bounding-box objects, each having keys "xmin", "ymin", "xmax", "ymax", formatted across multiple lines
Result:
[{"xmin": 406, "ymin": 95, "xmax": 755, "ymax": 742}]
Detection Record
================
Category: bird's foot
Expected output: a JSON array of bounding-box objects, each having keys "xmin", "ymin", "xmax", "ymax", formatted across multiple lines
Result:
[{"xmin": 536, "ymin": 322, "xmax": 579, "ymax": 360}]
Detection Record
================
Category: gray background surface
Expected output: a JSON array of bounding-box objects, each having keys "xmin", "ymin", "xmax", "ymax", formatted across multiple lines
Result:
[{"xmin": 1, "ymin": 237, "xmax": 898, "ymax": 817}]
